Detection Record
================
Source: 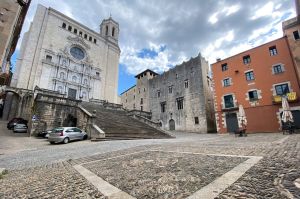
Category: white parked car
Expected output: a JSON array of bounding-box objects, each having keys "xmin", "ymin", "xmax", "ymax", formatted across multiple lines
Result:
[
  {"xmin": 13, "ymin": 123, "xmax": 28, "ymax": 133},
  {"xmin": 48, "ymin": 127, "xmax": 88, "ymax": 144}
]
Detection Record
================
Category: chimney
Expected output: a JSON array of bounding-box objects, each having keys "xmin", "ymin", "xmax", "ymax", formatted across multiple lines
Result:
[{"xmin": 216, "ymin": 58, "xmax": 221, "ymax": 62}]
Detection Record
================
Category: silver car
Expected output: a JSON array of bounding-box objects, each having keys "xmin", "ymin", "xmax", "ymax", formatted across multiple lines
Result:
[
  {"xmin": 13, "ymin": 123, "xmax": 28, "ymax": 133},
  {"xmin": 48, "ymin": 127, "xmax": 88, "ymax": 144}
]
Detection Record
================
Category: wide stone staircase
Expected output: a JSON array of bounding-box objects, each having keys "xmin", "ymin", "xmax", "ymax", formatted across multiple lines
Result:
[{"xmin": 80, "ymin": 101, "xmax": 172, "ymax": 141}]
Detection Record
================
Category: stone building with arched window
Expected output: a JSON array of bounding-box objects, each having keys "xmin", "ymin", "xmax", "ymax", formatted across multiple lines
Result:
[{"xmin": 11, "ymin": 4, "xmax": 120, "ymax": 103}]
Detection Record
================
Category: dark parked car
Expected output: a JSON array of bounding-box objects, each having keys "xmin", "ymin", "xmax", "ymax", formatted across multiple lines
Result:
[
  {"xmin": 7, "ymin": 118, "xmax": 28, "ymax": 130},
  {"xmin": 37, "ymin": 130, "xmax": 52, "ymax": 138}
]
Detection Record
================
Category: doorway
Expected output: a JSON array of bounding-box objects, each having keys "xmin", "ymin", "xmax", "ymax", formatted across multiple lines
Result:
[
  {"xmin": 169, "ymin": 119, "xmax": 175, "ymax": 131},
  {"xmin": 68, "ymin": 88, "xmax": 77, "ymax": 99},
  {"xmin": 225, "ymin": 112, "xmax": 238, "ymax": 133}
]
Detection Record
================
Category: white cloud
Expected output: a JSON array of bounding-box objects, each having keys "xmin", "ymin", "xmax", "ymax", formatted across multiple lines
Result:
[
  {"xmin": 209, "ymin": 12, "xmax": 218, "ymax": 24},
  {"xmin": 251, "ymin": 2, "xmax": 274, "ymax": 20},
  {"xmin": 223, "ymin": 4, "xmax": 240, "ymax": 16}
]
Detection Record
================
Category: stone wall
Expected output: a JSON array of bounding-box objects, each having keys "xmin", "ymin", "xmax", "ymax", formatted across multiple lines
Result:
[{"xmin": 149, "ymin": 54, "xmax": 215, "ymax": 133}]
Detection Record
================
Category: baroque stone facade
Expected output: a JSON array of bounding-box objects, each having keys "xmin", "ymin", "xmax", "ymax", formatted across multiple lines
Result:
[
  {"xmin": 121, "ymin": 54, "xmax": 216, "ymax": 133},
  {"xmin": 11, "ymin": 4, "xmax": 120, "ymax": 103}
]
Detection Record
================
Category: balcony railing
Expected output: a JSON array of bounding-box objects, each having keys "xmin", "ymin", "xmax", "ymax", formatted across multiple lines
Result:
[{"xmin": 273, "ymin": 92, "xmax": 298, "ymax": 104}]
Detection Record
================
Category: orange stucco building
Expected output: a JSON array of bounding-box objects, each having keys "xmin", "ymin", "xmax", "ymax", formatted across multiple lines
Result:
[{"xmin": 212, "ymin": 37, "xmax": 300, "ymax": 133}]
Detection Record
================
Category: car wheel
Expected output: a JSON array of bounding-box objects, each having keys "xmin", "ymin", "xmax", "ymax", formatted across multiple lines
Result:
[
  {"xmin": 83, "ymin": 135, "xmax": 88, "ymax": 140},
  {"xmin": 50, "ymin": 141, "xmax": 55, "ymax": 144},
  {"xmin": 63, "ymin": 137, "xmax": 69, "ymax": 144}
]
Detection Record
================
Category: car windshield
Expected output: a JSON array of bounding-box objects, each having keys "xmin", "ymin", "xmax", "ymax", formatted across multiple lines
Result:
[{"xmin": 53, "ymin": 128, "xmax": 64, "ymax": 132}]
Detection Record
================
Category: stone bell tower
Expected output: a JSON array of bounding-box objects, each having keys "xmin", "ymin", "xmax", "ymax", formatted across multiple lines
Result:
[{"xmin": 100, "ymin": 16, "xmax": 119, "ymax": 44}]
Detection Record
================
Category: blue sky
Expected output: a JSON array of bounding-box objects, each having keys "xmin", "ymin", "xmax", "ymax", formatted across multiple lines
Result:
[{"xmin": 12, "ymin": 0, "xmax": 296, "ymax": 95}]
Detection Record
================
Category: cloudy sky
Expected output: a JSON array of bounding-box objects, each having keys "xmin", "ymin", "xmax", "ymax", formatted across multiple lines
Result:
[{"xmin": 13, "ymin": 0, "xmax": 296, "ymax": 94}]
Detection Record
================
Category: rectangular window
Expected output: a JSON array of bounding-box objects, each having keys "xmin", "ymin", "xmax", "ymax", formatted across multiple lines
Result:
[
  {"xmin": 221, "ymin": 63, "xmax": 228, "ymax": 71},
  {"xmin": 243, "ymin": 55, "xmax": 251, "ymax": 64},
  {"xmin": 79, "ymin": 31, "xmax": 82, "ymax": 36},
  {"xmin": 160, "ymin": 102, "xmax": 166, "ymax": 113},
  {"xmin": 245, "ymin": 71, "xmax": 254, "ymax": 81},
  {"xmin": 84, "ymin": 34, "xmax": 87, "ymax": 39},
  {"xmin": 248, "ymin": 90, "xmax": 258, "ymax": 101},
  {"xmin": 157, "ymin": 90, "xmax": 160, "ymax": 97},
  {"xmin": 275, "ymin": 84, "xmax": 290, "ymax": 95},
  {"xmin": 273, "ymin": 64, "xmax": 283, "ymax": 74},
  {"xmin": 184, "ymin": 80, "xmax": 189, "ymax": 88},
  {"xmin": 74, "ymin": 28, "xmax": 77, "ymax": 34},
  {"xmin": 194, "ymin": 117, "xmax": 199, "ymax": 125},
  {"xmin": 140, "ymin": 98, "xmax": 143, "ymax": 104},
  {"xmin": 269, "ymin": 46, "xmax": 277, "ymax": 56},
  {"xmin": 293, "ymin": 30, "xmax": 300, "ymax": 40},
  {"xmin": 94, "ymin": 38, "xmax": 97, "ymax": 44},
  {"xmin": 176, "ymin": 97, "xmax": 184, "ymax": 110},
  {"xmin": 68, "ymin": 26, "xmax": 72, "ymax": 31},
  {"xmin": 62, "ymin": 23, "xmax": 66, "ymax": 28},
  {"xmin": 168, "ymin": 86, "xmax": 173, "ymax": 94},
  {"xmin": 96, "ymin": 72, "xmax": 100, "ymax": 77},
  {"xmin": 224, "ymin": 95, "xmax": 234, "ymax": 108},
  {"xmin": 141, "ymin": 106, "xmax": 143, "ymax": 111},
  {"xmin": 46, "ymin": 55, "xmax": 52, "ymax": 62},
  {"xmin": 89, "ymin": 36, "xmax": 92, "ymax": 41},
  {"xmin": 223, "ymin": 78, "xmax": 231, "ymax": 87},
  {"xmin": 133, "ymin": 95, "xmax": 135, "ymax": 99}
]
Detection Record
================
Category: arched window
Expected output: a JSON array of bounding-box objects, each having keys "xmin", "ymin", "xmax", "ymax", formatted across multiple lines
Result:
[
  {"xmin": 57, "ymin": 86, "xmax": 63, "ymax": 93},
  {"xmin": 105, "ymin": 26, "xmax": 108, "ymax": 36},
  {"xmin": 60, "ymin": 72, "xmax": 65, "ymax": 79},
  {"xmin": 112, "ymin": 27, "xmax": 115, "ymax": 37},
  {"xmin": 82, "ymin": 92, "xmax": 87, "ymax": 100},
  {"xmin": 72, "ymin": 76, "xmax": 77, "ymax": 82}
]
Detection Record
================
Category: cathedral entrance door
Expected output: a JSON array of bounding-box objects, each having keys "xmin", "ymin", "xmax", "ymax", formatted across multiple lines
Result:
[
  {"xmin": 169, "ymin": 119, "xmax": 175, "ymax": 131},
  {"xmin": 68, "ymin": 88, "xmax": 77, "ymax": 99}
]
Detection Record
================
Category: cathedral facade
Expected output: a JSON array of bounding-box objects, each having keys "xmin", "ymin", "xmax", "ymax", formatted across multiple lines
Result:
[{"xmin": 11, "ymin": 4, "xmax": 120, "ymax": 103}]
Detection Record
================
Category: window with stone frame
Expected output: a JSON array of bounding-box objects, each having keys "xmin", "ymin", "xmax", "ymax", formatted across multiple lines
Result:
[
  {"xmin": 248, "ymin": 90, "xmax": 258, "ymax": 101},
  {"xmin": 221, "ymin": 63, "xmax": 228, "ymax": 71},
  {"xmin": 60, "ymin": 72, "xmax": 65, "ymax": 79},
  {"xmin": 293, "ymin": 30, "xmax": 300, "ymax": 40},
  {"xmin": 184, "ymin": 80, "xmax": 189, "ymax": 88},
  {"xmin": 157, "ymin": 90, "xmax": 161, "ymax": 97},
  {"xmin": 275, "ymin": 83, "xmax": 290, "ymax": 96},
  {"xmin": 194, "ymin": 117, "xmax": 199, "ymax": 124},
  {"xmin": 74, "ymin": 28, "xmax": 77, "ymax": 34},
  {"xmin": 223, "ymin": 78, "xmax": 231, "ymax": 87},
  {"xmin": 168, "ymin": 86, "xmax": 173, "ymax": 94},
  {"xmin": 223, "ymin": 94, "xmax": 234, "ymax": 108},
  {"xmin": 269, "ymin": 46, "xmax": 277, "ymax": 56},
  {"xmin": 84, "ymin": 79, "xmax": 88, "ymax": 85},
  {"xmin": 62, "ymin": 23, "xmax": 66, "ymax": 29},
  {"xmin": 176, "ymin": 97, "xmax": 184, "ymax": 110},
  {"xmin": 94, "ymin": 38, "xmax": 97, "ymax": 44},
  {"xmin": 160, "ymin": 101, "xmax": 166, "ymax": 113},
  {"xmin": 46, "ymin": 55, "xmax": 52, "ymax": 62},
  {"xmin": 72, "ymin": 76, "xmax": 77, "ymax": 82},
  {"xmin": 273, "ymin": 64, "xmax": 284, "ymax": 74},
  {"xmin": 243, "ymin": 55, "xmax": 251, "ymax": 64},
  {"xmin": 140, "ymin": 98, "xmax": 143, "ymax": 105},
  {"xmin": 68, "ymin": 25, "xmax": 72, "ymax": 31},
  {"xmin": 245, "ymin": 71, "xmax": 255, "ymax": 81}
]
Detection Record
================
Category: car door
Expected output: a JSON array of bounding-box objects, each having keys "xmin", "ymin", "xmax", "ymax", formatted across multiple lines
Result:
[
  {"xmin": 65, "ymin": 128, "xmax": 76, "ymax": 141},
  {"xmin": 73, "ymin": 128, "xmax": 83, "ymax": 140}
]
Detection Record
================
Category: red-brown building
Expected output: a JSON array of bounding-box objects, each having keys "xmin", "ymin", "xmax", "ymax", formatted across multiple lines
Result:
[{"xmin": 212, "ymin": 37, "xmax": 300, "ymax": 133}]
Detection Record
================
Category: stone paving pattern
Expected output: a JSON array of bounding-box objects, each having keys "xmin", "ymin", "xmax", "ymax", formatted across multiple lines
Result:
[
  {"xmin": 0, "ymin": 121, "xmax": 300, "ymax": 199},
  {"xmin": 84, "ymin": 151, "xmax": 246, "ymax": 199}
]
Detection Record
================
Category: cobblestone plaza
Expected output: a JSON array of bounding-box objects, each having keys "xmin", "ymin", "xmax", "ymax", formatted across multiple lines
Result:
[{"xmin": 0, "ymin": 121, "xmax": 299, "ymax": 198}]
